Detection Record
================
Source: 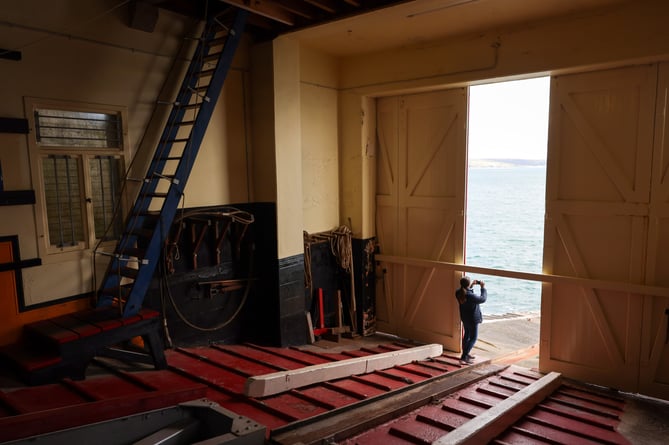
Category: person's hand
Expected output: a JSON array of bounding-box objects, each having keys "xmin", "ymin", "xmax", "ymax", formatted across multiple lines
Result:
[{"xmin": 479, "ymin": 280, "xmax": 485, "ymax": 288}]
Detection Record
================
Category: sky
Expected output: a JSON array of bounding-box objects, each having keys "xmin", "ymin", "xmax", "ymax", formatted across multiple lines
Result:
[{"xmin": 468, "ymin": 76, "xmax": 550, "ymax": 160}]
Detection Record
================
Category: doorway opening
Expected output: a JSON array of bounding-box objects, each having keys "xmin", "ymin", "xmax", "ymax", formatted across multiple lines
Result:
[{"xmin": 466, "ymin": 77, "xmax": 550, "ymax": 318}]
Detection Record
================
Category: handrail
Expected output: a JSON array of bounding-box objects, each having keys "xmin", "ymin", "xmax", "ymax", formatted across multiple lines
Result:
[{"xmin": 376, "ymin": 254, "xmax": 669, "ymax": 298}]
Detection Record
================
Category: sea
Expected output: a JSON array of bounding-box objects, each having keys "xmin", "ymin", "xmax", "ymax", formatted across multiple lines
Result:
[{"xmin": 465, "ymin": 165, "xmax": 546, "ymax": 316}]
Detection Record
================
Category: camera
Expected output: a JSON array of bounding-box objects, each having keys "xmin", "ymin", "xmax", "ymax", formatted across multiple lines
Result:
[{"xmin": 471, "ymin": 280, "xmax": 480, "ymax": 286}]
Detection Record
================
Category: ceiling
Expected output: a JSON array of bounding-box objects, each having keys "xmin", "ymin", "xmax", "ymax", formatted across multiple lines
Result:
[{"xmin": 154, "ymin": 0, "xmax": 632, "ymax": 56}]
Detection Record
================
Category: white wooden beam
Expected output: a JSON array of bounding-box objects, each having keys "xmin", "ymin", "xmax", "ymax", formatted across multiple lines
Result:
[
  {"xmin": 244, "ymin": 343, "xmax": 443, "ymax": 397},
  {"xmin": 434, "ymin": 371, "xmax": 562, "ymax": 445}
]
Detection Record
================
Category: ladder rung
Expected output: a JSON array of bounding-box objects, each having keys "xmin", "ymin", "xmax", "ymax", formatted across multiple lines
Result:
[
  {"xmin": 159, "ymin": 156, "xmax": 182, "ymax": 161},
  {"xmin": 101, "ymin": 284, "xmax": 132, "ymax": 299},
  {"xmin": 203, "ymin": 52, "xmax": 222, "ymax": 62},
  {"xmin": 160, "ymin": 138, "xmax": 188, "ymax": 144},
  {"xmin": 198, "ymin": 68, "xmax": 215, "ymax": 77},
  {"xmin": 208, "ymin": 36, "xmax": 228, "ymax": 47},
  {"xmin": 178, "ymin": 120, "xmax": 195, "ymax": 126},
  {"xmin": 181, "ymin": 103, "xmax": 201, "ymax": 111},
  {"xmin": 116, "ymin": 248, "xmax": 145, "ymax": 259},
  {"xmin": 147, "ymin": 174, "xmax": 179, "ymax": 185},
  {"xmin": 125, "ymin": 227, "xmax": 153, "ymax": 239},
  {"xmin": 144, "ymin": 192, "xmax": 168, "ymax": 198},
  {"xmin": 119, "ymin": 267, "xmax": 139, "ymax": 279},
  {"xmin": 136, "ymin": 211, "xmax": 160, "ymax": 218}
]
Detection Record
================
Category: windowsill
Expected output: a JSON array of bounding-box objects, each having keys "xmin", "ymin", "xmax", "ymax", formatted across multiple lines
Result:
[{"xmin": 0, "ymin": 190, "xmax": 36, "ymax": 206}]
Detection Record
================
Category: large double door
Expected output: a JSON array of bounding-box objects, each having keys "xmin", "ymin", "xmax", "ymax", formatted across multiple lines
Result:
[
  {"xmin": 375, "ymin": 89, "xmax": 467, "ymax": 351},
  {"xmin": 541, "ymin": 64, "xmax": 669, "ymax": 400},
  {"xmin": 374, "ymin": 66, "xmax": 669, "ymax": 401}
]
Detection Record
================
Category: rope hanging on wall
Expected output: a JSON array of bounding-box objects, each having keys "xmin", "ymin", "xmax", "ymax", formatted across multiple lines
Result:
[{"xmin": 330, "ymin": 225, "xmax": 353, "ymax": 272}]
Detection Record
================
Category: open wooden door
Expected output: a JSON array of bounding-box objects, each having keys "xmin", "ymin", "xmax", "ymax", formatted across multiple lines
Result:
[
  {"xmin": 375, "ymin": 89, "xmax": 467, "ymax": 350},
  {"xmin": 639, "ymin": 62, "xmax": 669, "ymax": 400},
  {"xmin": 540, "ymin": 65, "xmax": 656, "ymax": 393}
]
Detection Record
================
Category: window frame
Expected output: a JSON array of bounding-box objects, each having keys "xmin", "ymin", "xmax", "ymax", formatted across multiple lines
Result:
[{"xmin": 25, "ymin": 98, "xmax": 130, "ymax": 261}]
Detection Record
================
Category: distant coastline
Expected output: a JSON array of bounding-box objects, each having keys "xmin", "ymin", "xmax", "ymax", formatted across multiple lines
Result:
[{"xmin": 469, "ymin": 158, "xmax": 546, "ymax": 168}]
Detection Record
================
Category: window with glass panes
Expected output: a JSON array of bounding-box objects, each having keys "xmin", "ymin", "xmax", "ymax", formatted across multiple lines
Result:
[{"xmin": 32, "ymin": 106, "xmax": 126, "ymax": 251}]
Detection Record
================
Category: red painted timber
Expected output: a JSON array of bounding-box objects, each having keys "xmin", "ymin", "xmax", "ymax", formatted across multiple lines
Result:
[
  {"xmin": 525, "ymin": 408, "xmax": 629, "ymax": 444},
  {"xmin": 166, "ymin": 350, "xmax": 247, "ymax": 394},
  {"xmin": 324, "ymin": 377, "xmax": 388, "ymax": 399},
  {"xmin": 395, "ymin": 363, "xmax": 446, "ymax": 378},
  {"xmin": 340, "ymin": 349, "xmax": 374, "ymax": 358},
  {"xmin": 497, "ymin": 425, "xmax": 605, "ymax": 445},
  {"xmin": 538, "ymin": 400, "xmax": 620, "ymax": 430},
  {"xmin": 219, "ymin": 398, "xmax": 292, "ymax": 430},
  {"xmin": 259, "ymin": 391, "xmax": 330, "ymax": 419},
  {"xmin": 558, "ymin": 385, "xmax": 626, "ymax": 409},
  {"xmin": 59, "ymin": 374, "xmax": 150, "ymax": 400},
  {"xmin": 24, "ymin": 320, "xmax": 79, "ymax": 344},
  {"xmin": 550, "ymin": 389, "xmax": 625, "ymax": 418},
  {"xmin": 4, "ymin": 382, "xmax": 88, "ymax": 412},
  {"xmin": 180, "ymin": 345, "xmax": 280, "ymax": 376},
  {"xmin": 49, "ymin": 314, "xmax": 102, "ymax": 338},
  {"xmin": 352, "ymin": 372, "xmax": 409, "ymax": 391},
  {"xmin": 441, "ymin": 397, "xmax": 487, "ymax": 418},
  {"xmin": 389, "ymin": 417, "xmax": 450, "ymax": 443},
  {"xmin": 296, "ymin": 384, "xmax": 362, "ymax": 408},
  {"xmin": 0, "ymin": 342, "xmax": 61, "ymax": 371},
  {"xmin": 251, "ymin": 344, "xmax": 333, "ymax": 366},
  {"xmin": 343, "ymin": 429, "xmax": 412, "ymax": 445},
  {"xmin": 212, "ymin": 344, "xmax": 306, "ymax": 370},
  {"xmin": 344, "ymin": 366, "xmax": 631, "ymax": 445},
  {"xmin": 415, "ymin": 404, "xmax": 468, "ymax": 430}
]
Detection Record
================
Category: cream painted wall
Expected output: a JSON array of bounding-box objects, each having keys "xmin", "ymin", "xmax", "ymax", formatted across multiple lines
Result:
[
  {"xmin": 300, "ymin": 46, "xmax": 340, "ymax": 234},
  {"xmin": 334, "ymin": 0, "xmax": 669, "ymax": 239},
  {"xmin": 0, "ymin": 0, "xmax": 252, "ymax": 304},
  {"xmin": 273, "ymin": 37, "xmax": 304, "ymax": 259},
  {"xmin": 184, "ymin": 68, "xmax": 252, "ymax": 206}
]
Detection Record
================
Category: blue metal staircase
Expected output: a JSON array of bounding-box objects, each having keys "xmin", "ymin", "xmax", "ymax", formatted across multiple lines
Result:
[{"xmin": 97, "ymin": 9, "xmax": 248, "ymax": 318}]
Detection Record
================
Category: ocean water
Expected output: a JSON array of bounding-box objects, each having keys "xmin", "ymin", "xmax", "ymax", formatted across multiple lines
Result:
[{"xmin": 465, "ymin": 166, "xmax": 546, "ymax": 315}]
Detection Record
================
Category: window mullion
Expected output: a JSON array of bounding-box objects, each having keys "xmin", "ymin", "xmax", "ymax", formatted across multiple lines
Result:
[{"xmin": 81, "ymin": 153, "xmax": 96, "ymax": 245}]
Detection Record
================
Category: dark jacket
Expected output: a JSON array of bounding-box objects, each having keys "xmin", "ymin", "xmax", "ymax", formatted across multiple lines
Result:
[{"xmin": 456, "ymin": 287, "xmax": 487, "ymax": 324}]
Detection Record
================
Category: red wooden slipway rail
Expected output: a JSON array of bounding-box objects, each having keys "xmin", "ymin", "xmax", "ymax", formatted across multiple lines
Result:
[{"xmin": 0, "ymin": 341, "xmax": 631, "ymax": 444}]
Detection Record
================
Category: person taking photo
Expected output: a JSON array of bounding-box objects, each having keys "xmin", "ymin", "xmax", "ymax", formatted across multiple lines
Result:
[{"xmin": 455, "ymin": 276, "xmax": 487, "ymax": 365}]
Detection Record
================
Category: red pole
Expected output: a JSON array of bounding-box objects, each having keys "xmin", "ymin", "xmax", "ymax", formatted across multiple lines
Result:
[
  {"xmin": 318, "ymin": 288, "xmax": 325, "ymax": 329},
  {"xmin": 313, "ymin": 288, "xmax": 328, "ymax": 336}
]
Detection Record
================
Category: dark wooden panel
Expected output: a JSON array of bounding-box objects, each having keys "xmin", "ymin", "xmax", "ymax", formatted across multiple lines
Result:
[{"xmin": 0, "ymin": 117, "xmax": 28, "ymax": 133}]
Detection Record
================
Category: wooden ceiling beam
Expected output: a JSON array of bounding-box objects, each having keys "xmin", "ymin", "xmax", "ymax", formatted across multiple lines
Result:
[
  {"xmin": 219, "ymin": 0, "xmax": 296, "ymax": 25},
  {"xmin": 272, "ymin": 0, "xmax": 321, "ymax": 20},
  {"xmin": 303, "ymin": 0, "xmax": 340, "ymax": 14}
]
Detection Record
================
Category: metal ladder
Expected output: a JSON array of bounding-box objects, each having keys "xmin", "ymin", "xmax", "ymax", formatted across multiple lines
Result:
[{"xmin": 97, "ymin": 9, "xmax": 248, "ymax": 317}]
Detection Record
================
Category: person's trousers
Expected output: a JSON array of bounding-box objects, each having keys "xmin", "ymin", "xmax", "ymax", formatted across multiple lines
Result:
[{"xmin": 461, "ymin": 321, "xmax": 479, "ymax": 359}]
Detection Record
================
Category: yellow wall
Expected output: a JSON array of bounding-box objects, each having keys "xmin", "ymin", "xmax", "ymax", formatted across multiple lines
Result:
[
  {"xmin": 273, "ymin": 37, "xmax": 303, "ymax": 259},
  {"xmin": 0, "ymin": 0, "xmax": 252, "ymax": 305},
  {"xmin": 300, "ymin": 46, "xmax": 340, "ymax": 234}
]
